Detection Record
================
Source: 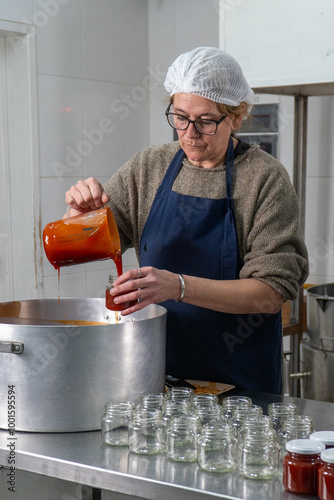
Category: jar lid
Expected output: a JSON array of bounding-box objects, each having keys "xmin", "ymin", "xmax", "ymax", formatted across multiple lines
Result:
[
  {"xmin": 286, "ymin": 439, "xmax": 326, "ymax": 454},
  {"xmin": 321, "ymin": 449, "xmax": 334, "ymax": 464},
  {"xmin": 310, "ymin": 431, "xmax": 334, "ymax": 446}
]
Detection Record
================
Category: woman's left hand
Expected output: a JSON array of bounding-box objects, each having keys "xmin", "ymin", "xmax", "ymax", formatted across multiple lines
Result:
[{"xmin": 109, "ymin": 266, "xmax": 181, "ymax": 315}]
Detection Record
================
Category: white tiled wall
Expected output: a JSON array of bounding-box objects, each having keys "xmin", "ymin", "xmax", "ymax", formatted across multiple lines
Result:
[
  {"xmin": 3, "ymin": 0, "xmax": 332, "ymax": 301},
  {"xmin": 0, "ymin": 0, "xmax": 219, "ymax": 300}
]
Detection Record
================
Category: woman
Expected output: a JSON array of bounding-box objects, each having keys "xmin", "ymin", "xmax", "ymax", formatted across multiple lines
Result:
[{"xmin": 65, "ymin": 47, "xmax": 309, "ymax": 394}]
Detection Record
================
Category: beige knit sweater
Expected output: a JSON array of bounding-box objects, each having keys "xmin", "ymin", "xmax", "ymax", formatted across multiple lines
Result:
[{"xmin": 104, "ymin": 141, "xmax": 309, "ymax": 302}]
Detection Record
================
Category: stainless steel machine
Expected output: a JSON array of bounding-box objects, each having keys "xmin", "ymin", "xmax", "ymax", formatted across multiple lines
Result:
[{"xmin": 300, "ymin": 283, "xmax": 334, "ymax": 402}]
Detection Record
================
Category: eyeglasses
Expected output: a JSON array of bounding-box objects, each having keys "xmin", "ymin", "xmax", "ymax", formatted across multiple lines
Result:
[{"xmin": 165, "ymin": 103, "xmax": 227, "ymax": 136}]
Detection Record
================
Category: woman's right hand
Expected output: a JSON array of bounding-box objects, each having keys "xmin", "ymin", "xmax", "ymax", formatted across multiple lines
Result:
[{"xmin": 65, "ymin": 177, "xmax": 110, "ymax": 217}]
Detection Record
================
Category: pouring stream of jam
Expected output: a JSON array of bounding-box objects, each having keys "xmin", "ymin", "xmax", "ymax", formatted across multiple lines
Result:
[{"xmin": 43, "ymin": 207, "xmax": 128, "ymax": 322}]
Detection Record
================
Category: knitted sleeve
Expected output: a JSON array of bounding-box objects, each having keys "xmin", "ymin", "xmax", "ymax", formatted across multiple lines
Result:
[{"xmin": 235, "ymin": 149, "xmax": 309, "ymax": 301}]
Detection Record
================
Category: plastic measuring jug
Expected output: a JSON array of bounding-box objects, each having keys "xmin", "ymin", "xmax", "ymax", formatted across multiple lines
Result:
[{"xmin": 43, "ymin": 207, "xmax": 122, "ymax": 273}]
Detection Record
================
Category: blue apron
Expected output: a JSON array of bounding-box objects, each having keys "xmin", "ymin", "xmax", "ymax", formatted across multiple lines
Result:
[{"xmin": 139, "ymin": 138, "xmax": 282, "ymax": 394}]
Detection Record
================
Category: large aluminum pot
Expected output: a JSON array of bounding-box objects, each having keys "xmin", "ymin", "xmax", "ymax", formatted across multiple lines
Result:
[
  {"xmin": 300, "ymin": 340, "xmax": 334, "ymax": 402},
  {"xmin": 306, "ymin": 283, "xmax": 334, "ymax": 350},
  {"xmin": 0, "ymin": 299, "xmax": 166, "ymax": 432}
]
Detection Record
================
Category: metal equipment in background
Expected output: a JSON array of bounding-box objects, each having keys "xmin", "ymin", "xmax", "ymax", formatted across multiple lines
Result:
[{"xmin": 300, "ymin": 283, "xmax": 334, "ymax": 402}]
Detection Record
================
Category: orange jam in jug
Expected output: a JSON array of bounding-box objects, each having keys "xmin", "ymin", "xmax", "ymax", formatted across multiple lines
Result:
[{"xmin": 43, "ymin": 207, "xmax": 122, "ymax": 274}]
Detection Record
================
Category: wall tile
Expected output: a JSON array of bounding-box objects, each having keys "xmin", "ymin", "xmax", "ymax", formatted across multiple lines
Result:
[
  {"xmin": 35, "ymin": 0, "xmax": 81, "ymax": 77},
  {"xmin": 81, "ymin": 0, "xmax": 123, "ymax": 82},
  {"xmin": 43, "ymin": 271, "xmax": 87, "ymax": 299},
  {"xmin": 86, "ymin": 268, "xmax": 107, "ymax": 298},
  {"xmin": 38, "ymin": 75, "xmax": 83, "ymax": 179},
  {"xmin": 148, "ymin": 0, "xmax": 175, "ymax": 78},
  {"xmin": 175, "ymin": 0, "xmax": 219, "ymax": 55},
  {"xmin": 82, "ymin": 79, "xmax": 126, "ymax": 178},
  {"xmin": 122, "ymin": 83, "xmax": 150, "ymax": 160},
  {"xmin": 0, "ymin": 0, "xmax": 34, "ymax": 23},
  {"xmin": 123, "ymin": 0, "xmax": 149, "ymax": 84},
  {"xmin": 149, "ymin": 85, "xmax": 173, "ymax": 146}
]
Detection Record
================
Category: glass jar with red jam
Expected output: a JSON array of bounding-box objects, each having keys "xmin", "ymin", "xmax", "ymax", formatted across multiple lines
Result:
[
  {"xmin": 318, "ymin": 449, "xmax": 334, "ymax": 500},
  {"xmin": 105, "ymin": 275, "xmax": 137, "ymax": 311},
  {"xmin": 283, "ymin": 439, "xmax": 326, "ymax": 495}
]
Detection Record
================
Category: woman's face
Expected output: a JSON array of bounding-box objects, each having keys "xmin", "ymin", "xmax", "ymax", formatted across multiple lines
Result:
[{"xmin": 172, "ymin": 93, "xmax": 243, "ymax": 169}]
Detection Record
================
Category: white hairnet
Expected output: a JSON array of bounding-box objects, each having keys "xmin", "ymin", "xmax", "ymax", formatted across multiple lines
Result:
[{"xmin": 164, "ymin": 47, "xmax": 254, "ymax": 110}]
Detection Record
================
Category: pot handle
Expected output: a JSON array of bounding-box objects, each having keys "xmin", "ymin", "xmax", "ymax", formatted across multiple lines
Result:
[{"xmin": 0, "ymin": 341, "xmax": 24, "ymax": 354}]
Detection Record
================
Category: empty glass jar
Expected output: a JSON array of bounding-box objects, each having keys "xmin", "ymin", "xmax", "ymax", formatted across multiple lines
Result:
[
  {"xmin": 238, "ymin": 426, "xmax": 279, "ymax": 480},
  {"xmin": 238, "ymin": 415, "xmax": 272, "ymax": 438},
  {"xmin": 230, "ymin": 405, "xmax": 263, "ymax": 435},
  {"xmin": 193, "ymin": 393, "xmax": 219, "ymax": 406},
  {"xmin": 166, "ymin": 415, "xmax": 201, "ymax": 462},
  {"xmin": 166, "ymin": 387, "xmax": 194, "ymax": 404},
  {"xmin": 267, "ymin": 402, "xmax": 298, "ymax": 432},
  {"xmin": 221, "ymin": 395, "xmax": 252, "ymax": 421},
  {"xmin": 194, "ymin": 403, "xmax": 224, "ymax": 426},
  {"xmin": 197, "ymin": 422, "xmax": 237, "ymax": 473},
  {"xmin": 128, "ymin": 408, "xmax": 165, "ymax": 455},
  {"xmin": 101, "ymin": 401, "xmax": 135, "ymax": 446},
  {"xmin": 139, "ymin": 393, "xmax": 166, "ymax": 410}
]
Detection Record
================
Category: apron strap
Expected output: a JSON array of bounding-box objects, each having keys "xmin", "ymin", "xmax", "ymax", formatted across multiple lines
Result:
[
  {"xmin": 225, "ymin": 136, "xmax": 234, "ymax": 199},
  {"xmin": 221, "ymin": 136, "xmax": 240, "ymax": 279},
  {"xmin": 158, "ymin": 148, "xmax": 186, "ymax": 192}
]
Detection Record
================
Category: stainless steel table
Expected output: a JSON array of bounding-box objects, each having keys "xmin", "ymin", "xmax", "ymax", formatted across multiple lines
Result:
[{"xmin": 1, "ymin": 392, "xmax": 333, "ymax": 500}]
